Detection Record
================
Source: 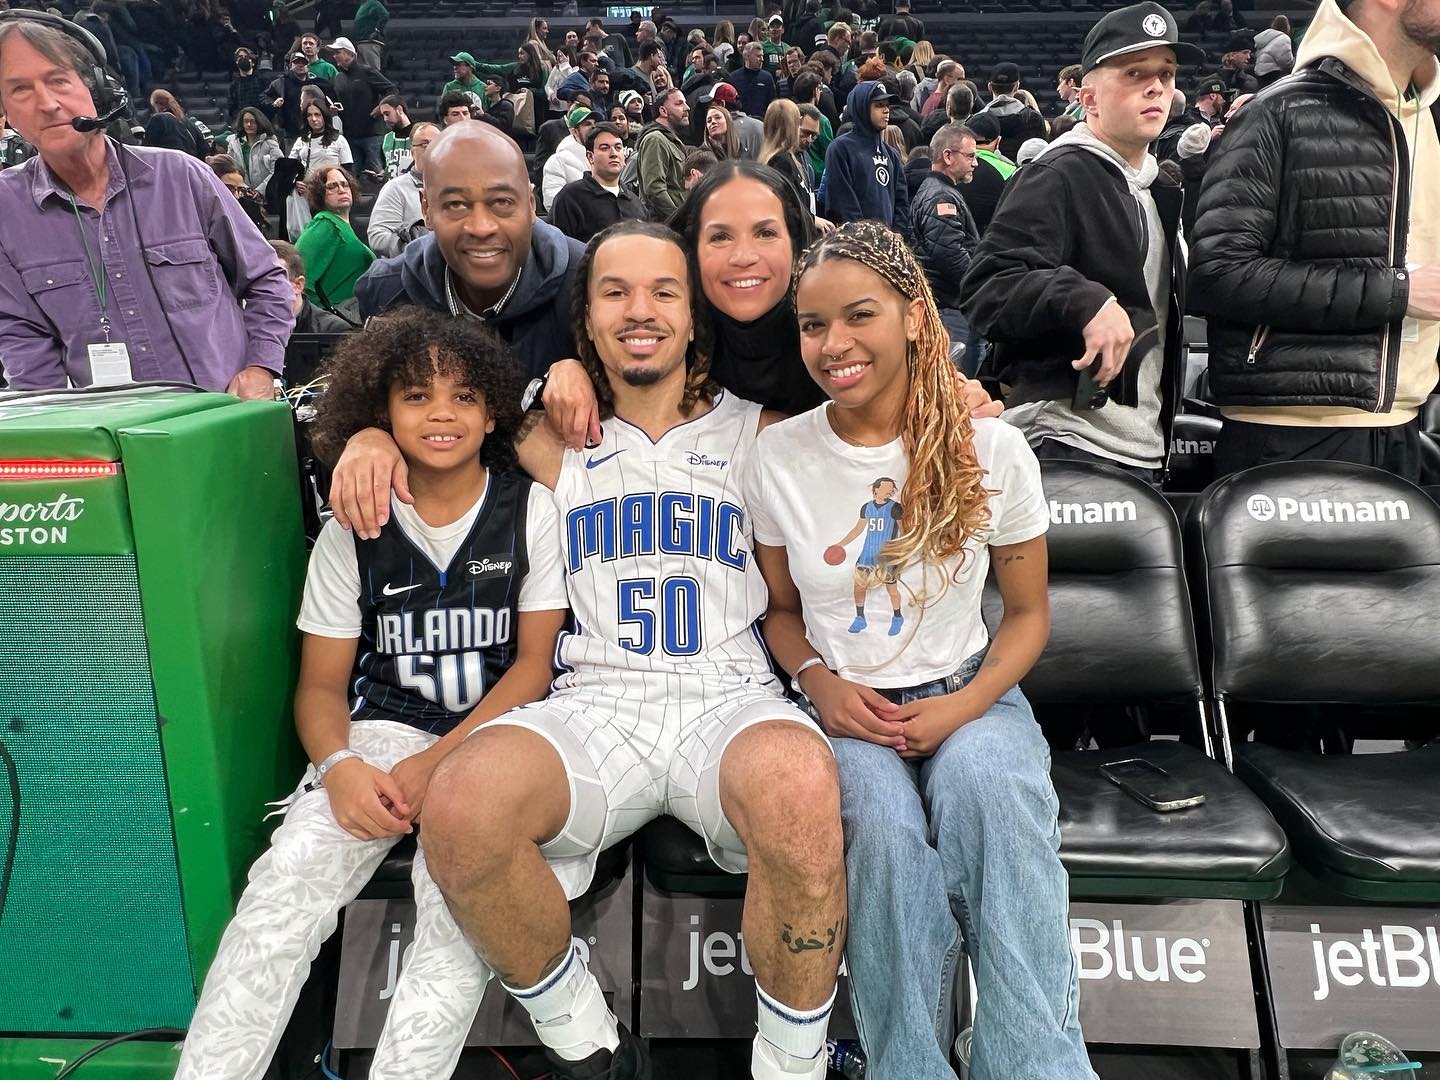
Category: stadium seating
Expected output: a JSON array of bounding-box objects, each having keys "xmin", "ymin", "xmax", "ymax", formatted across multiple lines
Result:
[
  {"xmin": 168, "ymin": 6, "xmax": 1315, "ymax": 131},
  {"xmin": 1189, "ymin": 461, "xmax": 1440, "ymax": 902},
  {"xmin": 990, "ymin": 460, "xmax": 1290, "ymax": 898}
]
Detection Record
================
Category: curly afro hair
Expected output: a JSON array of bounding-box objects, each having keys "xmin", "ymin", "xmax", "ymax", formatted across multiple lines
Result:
[{"xmin": 308, "ymin": 306, "xmax": 525, "ymax": 473}]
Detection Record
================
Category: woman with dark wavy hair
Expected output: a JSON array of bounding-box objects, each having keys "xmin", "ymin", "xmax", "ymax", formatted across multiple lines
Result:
[{"xmin": 543, "ymin": 159, "xmax": 999, "ymax": 445}]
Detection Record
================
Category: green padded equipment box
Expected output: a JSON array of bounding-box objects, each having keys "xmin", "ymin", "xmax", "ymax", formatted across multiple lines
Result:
[{"xmin": 0, "ymin": 389, "xmax": 307, "ymax": 1077}]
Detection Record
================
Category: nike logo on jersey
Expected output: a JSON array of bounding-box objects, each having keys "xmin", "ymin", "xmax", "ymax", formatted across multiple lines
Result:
[
  {"xmin": 382, "ymin": 583, "xmax": 424, "ymax": 596},
  {"xmin": 586, "ymin": 449, "xmax": 627, "ymax": 469}
]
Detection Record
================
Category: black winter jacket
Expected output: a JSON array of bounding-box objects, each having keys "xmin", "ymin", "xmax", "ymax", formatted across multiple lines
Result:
[
  {"xmin": 960, "ymin": 144, "xmax": 1188, "ymax": 437},
  {"xmin": 332, "ymin": 61, "xmax": 395, "ymax": 140},
  {"xmin": 911, "ymin": 171, "xmax": 980, "ymax": 310},
  {"xmin": 1189, "ymin": 59, "xmax": 1437, "ymax": 411},
  {"xmin": 355, "ymin": 221, "xmax": 584, "ymax": 378}
]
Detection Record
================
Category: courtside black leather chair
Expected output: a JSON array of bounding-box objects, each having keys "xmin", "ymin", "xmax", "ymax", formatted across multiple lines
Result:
[
  {"xmin": 987, "ymin": 460, "xmax": 1290, "ymax": 900},
  {"xmin": 1165, "ymin": 412, "xmax": 1223, "ymax": 495},
  {"xmin": 1190, "ymin": 461, "xmax": 1440, "ymax": 902}
]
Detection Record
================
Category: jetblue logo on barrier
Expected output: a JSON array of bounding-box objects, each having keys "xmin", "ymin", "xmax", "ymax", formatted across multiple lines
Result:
[
  {"xmin": 1071, "ymin": 918, "xmax": 1210, "ymax": 984},
  {"xmin": 1048, "ymin": 500, "xmax": 1137, "ymax": 525},
  {"xmin": 1247, "ymin": 494, "xmax": 1410, "ymax": 524},
  {"xmin": 1310, "ymin": 922, "xmax": 1440, "ymax": 1002},
  {"xmin": 683, "ymin": 915, "xmax": 848, "ymax": 990}
]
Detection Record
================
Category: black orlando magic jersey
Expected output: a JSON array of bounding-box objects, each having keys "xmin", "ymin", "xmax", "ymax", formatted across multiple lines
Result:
[{"xmin": 351, "ymin": 472, "xmax": 531, "ymax": 735}]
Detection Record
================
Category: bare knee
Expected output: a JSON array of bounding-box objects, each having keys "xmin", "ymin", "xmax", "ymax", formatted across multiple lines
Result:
[
  {"xmin": 423, "ymin": 727, "xmax": 569, "ymax": 883},
  {"xmin": 721, "ymin": 722, "xmax": 843, "ymax": 884}
]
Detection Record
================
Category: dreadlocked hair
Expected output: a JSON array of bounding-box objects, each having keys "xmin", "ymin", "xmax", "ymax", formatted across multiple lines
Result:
[
  {"xmin": 569, "ymin": 220, "xmax": 719, "ymax": 419},
  {"xmin": 309, "ymin": 305, "xmax": 524, "ymax": 474},
  {"xmin": 794, "ymin": 221, "xmax": 993, "ymax": 588}
]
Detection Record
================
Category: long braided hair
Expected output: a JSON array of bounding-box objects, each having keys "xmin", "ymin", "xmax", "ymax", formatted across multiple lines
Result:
[
  {"xmin": 794, "ymin": 220, "xmax": 994, "ymax": 591},
  {"xmin": 569, "ymin": 220, "xmax": 718, "ymax": 419}
]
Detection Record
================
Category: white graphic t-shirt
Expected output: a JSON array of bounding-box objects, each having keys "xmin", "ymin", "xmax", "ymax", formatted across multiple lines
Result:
[{"xmin": 744, "ymin": 408, "xmax": 1048, "ymax": 688}]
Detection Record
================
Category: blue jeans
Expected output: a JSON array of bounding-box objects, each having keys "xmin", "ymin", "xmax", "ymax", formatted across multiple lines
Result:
[
  {"xmin": 354, "ymin": 135, "xmax": 386, "ymax": 176},
  {"xmin": 939, "ymin": 307, "xmax": 987, "ymax": 379},
  {"xmin": 827, "ymin": 653, "xmax": 1095, "ymax": 1080}
]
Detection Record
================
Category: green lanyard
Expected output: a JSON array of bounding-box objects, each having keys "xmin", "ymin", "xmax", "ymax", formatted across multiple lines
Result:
[{"xmin": 68, "ymin": 194, "xmax": 111, "ymax": 341}]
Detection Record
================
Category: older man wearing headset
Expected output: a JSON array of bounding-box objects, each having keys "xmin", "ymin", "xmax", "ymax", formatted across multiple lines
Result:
[{"xmin": 0, "ymin": 12, "xmax": 293, "ymax": 397}]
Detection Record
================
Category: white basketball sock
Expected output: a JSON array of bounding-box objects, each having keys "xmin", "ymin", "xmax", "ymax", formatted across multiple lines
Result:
[
  {"xmin": 502, "ymin": 945, "xmax": 620, "ymax": 1062},
  {"xmin": 752, "ymin": 981, "xmax": 835, "ymax": 1079}
]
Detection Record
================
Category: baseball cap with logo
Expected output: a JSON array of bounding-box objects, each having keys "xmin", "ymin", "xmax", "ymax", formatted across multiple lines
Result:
[
  {"xmin": 326, "ymin": 36, "xmax": 357, "ymax": 53},
  {"xmin": 450, "ymin": 51, "xmax": 479, "ymax": 66},
  {"xmin": 566, "ymin": 106, "xmax": 595, "ymax": 129},
  {"xmin": 1080, "ymin": 2, "xmax": 1206, "ymax": 74},
  {"xmin": 1196, "ymin": 75, "xmax": 1229, "ymax": 97}
]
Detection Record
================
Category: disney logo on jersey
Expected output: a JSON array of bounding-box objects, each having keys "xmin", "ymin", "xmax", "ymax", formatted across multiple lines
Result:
[
  {"xmin": 467, "ymin": 554, "xmax": 516, "ymax": 578},
  {"xmin": 684, "ymin": 451, "xmax": 729, "ymax": 469}
]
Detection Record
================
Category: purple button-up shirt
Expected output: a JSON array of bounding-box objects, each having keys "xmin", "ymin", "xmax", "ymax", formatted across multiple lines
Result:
[{"xmin": 0, "ymin": 139, "xmax": 295, "ymax": 391}]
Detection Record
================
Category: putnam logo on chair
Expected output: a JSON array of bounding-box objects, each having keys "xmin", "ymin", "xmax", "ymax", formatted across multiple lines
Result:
[
  {"xmin": 1048, "ymin": 499, "xmax": 1138, "ymax": 525},
  {"xmin": 1245, "ymin": 494, "xmax": 1411, "ymax": 524}
]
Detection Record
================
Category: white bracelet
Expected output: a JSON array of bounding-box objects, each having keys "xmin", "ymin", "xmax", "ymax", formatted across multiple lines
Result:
[
  {"xmin": 315, "ymin": 748, "xmax": 364, "ymax": 785},
  {"xmin": 793, "ymin": 656, "xmax": 829, "ymax": 693}
]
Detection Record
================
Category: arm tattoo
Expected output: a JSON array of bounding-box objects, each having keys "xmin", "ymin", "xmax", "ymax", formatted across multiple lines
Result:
[
  {"xmin": 995, "ymin": 553, "xmax": 1025, "ymax": 566},
  {"xmin": 515, "ymin": 409, "xmax": 546, "ymax": 445}
]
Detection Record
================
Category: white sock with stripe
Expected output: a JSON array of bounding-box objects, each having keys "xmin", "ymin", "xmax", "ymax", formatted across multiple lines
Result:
[
  {"xmin": 752, "ymin": 981, "xmax": 835, "ymax": 1080},
  {"xmin": 503, "ymin": 945, "xmax": 620, "ymax": 1062}
]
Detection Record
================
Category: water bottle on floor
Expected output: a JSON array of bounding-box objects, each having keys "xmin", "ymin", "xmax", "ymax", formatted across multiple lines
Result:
[{"xmin": 827, "ymin": 1039, "xmax": 866, "ymax": 1078}]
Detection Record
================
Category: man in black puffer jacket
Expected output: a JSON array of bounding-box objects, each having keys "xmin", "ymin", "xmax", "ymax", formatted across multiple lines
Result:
[{"xmin": 1189, "ymin": 0, "xmax": 1440, "ymax": 481}]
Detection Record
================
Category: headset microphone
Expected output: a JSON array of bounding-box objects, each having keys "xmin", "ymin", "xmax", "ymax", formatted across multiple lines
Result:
[{"xmin": 71, "ymin": 94, "xmax": 130, "ymax": 133}]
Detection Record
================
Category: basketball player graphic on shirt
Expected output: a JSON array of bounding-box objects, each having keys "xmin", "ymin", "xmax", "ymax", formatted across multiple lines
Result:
[{"xmin": 827, "ymin": 476, "xmax": 905, "ymax": 636}]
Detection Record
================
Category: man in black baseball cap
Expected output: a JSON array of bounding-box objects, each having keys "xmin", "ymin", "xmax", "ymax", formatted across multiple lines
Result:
[
  {"xmin": 1193, "ymin": 75, "xmax": 1230, "ymax": 124},
  {"xmin": 1078, "ymin": 0, "xmax": 1206, "ymax": 73},
  {"xmin": 971, "ymin": 59, "xmax": 1046, "ymax": 159},
  {"xmin": 961, "ymin": 0, "xmax": 1198, "ymax": 483}
]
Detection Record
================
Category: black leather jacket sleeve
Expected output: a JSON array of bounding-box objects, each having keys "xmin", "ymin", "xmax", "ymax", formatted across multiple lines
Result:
[{"xmin": 1189, "ymin": 95, "xmax": 1410, "ymax": 333}]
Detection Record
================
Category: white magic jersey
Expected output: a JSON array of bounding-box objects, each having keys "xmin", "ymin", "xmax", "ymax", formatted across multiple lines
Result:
[{"xmin": 552, "ymin": 391, "xmax": 773, "ymax": 681}]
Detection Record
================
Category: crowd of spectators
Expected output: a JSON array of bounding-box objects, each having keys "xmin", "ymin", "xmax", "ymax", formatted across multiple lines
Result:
[
  {"xmin": 1, "ymin": 0, "xmax": 1437, "ymax": 490},
  {"xmin": 0, "ymin": 2, "xmax": 1437, "ymax": 1079}
]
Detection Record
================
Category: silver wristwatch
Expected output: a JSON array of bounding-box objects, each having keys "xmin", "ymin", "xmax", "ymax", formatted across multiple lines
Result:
[{"xmin": 521, "ymin": 374, "xmax": 548, "ymax": 412}]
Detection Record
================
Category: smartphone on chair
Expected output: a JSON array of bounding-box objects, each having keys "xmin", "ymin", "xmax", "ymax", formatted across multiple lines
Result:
[{"xmin": 1099, "ymin": 758, "xmax": 1205, "ymax": 812}]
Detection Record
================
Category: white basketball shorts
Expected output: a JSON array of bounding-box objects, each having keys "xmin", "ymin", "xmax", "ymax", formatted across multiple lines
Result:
[{"xmin": 485, "ymin": 672, "xmax": 826, "ymax": 899}]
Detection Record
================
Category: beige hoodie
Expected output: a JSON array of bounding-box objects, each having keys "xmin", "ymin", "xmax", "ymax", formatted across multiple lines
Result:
[{"xmin": 1225, "ymin": 0, "xmax": 1439, "ymax": 428}]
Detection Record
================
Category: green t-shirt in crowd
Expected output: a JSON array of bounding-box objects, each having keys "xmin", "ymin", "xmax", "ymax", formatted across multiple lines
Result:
[{"xmin": 309, "ymin": 58, "xmax": 338, "ymax": 81}]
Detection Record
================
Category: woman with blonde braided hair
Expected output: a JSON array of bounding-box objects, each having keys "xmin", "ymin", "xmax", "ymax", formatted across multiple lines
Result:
[{"xmin": 745, "ymin": 222, "xmax": 1098, "ymax": 1080}]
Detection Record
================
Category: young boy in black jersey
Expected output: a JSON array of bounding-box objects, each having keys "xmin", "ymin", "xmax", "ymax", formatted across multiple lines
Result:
[{"xmin": 177, "ymin": 307, "xmax": 569, "ymax": 1080}]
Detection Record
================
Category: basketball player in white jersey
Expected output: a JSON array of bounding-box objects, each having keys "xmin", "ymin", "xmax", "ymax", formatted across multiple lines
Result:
[{"xmin": 415, "ymin": 220, "xmax": 846, "ymax": 1080}]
